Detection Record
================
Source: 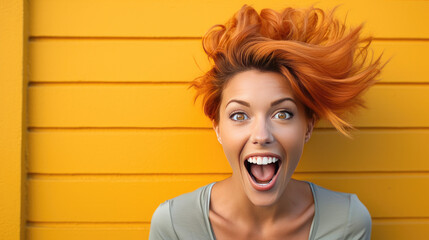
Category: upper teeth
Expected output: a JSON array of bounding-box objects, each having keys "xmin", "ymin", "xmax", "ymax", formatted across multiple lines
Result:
[{"xmin": 247, "ymin": 157, "xmax": 278, "ymax": 165}]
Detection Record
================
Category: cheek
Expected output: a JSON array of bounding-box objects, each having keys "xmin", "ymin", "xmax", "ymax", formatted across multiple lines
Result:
[
  {"xmin": 275, "ymin": 125, "xmax": 306, "ymax": 155},
  {"xmin": 219, "ymin": 125, "xmax": 249, "ymax": 166}
]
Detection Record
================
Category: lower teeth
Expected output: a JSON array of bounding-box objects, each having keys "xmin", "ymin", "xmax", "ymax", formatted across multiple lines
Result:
[
  {"xmin": 252, "ymin": 176, "xmax": 272, "ymax": 186},
  {"xmin": 256, "ymin": 181, "xmax": 270, "ymax": 186}
]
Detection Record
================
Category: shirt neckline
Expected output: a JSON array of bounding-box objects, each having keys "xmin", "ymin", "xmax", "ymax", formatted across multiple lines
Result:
[{"xmin": 205, "ymin": 181, "xmax": 318, "ymax": 240}]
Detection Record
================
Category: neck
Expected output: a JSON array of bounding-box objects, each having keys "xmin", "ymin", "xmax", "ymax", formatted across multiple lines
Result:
[{"xmin": 211, "ymin": 177, "xmax": 301, "ymax": 227}]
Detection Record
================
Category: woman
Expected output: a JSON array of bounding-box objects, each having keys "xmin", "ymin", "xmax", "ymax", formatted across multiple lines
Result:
[{"xmin": 150, "ymin": 4, "xmax": 382, "ymax": 240}]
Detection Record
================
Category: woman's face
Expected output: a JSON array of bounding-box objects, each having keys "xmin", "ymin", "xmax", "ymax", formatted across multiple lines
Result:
[{"xmin": 214, "ymin": 70, "xmax": 313, "ymax": 206}]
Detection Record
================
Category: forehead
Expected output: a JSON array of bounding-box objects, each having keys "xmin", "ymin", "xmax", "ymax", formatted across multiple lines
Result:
[{"xmin": 221, "ymin": 70, "xmax": 295, "ymax": 104}]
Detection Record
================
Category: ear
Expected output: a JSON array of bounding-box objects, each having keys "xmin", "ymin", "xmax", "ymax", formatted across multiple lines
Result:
[
  {"xmin": 213, "ymin": 121, "xmax": 222, "ymax": 144},
  {"xmin": 305, "ymin": 117, "xmax": 315, "ymax": 143}
]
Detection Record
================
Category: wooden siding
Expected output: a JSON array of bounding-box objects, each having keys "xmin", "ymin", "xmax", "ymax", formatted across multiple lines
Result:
[
  {"xmin": 27, "ymin": 0, "xmax": 429, "ymax": 239},
  {"xmin": 0, "ymin": 1, "xmax": 28, "ymax": 239}
]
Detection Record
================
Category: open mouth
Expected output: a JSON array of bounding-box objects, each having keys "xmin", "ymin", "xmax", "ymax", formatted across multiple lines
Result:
[{"xmin": 244, "ymin": 156, "xmax": 281, "ymax": 190}]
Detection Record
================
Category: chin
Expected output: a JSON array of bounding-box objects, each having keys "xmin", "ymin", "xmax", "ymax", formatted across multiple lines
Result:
[{"xmin": 241, "ymin": 177, "xmax": 288, "ymax": 207}]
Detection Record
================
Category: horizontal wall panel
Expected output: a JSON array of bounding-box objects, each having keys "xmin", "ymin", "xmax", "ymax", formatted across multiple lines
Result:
[
  {"xmin": 28, "ymin": 129, "xmax": 228, "ymax": 174},
  {"xmin": 372, "ymin": 219, "xmax": 429, "ymax": 240},
  {"xmin": 29, "ymin": 39, "xmax": 209, "ymax": 83},
  {"xmin": 299, "ymin": 129, "xmax": 429, "ymax": 172},
  {"xmin": 28, "ymin": 129, "xmax": 429, "ymax": 174},
  {"xmin": 27, "ymin": 174, "xmax": 429, "ymax": 222},
  {"xmin": 30, "ymin": 0, "xmax": 429, "ymax": 38},
  {"xmin": 27, "ymin": 224, "xmax": 150, "ymax": 240},
  {"xmin": 28, "ymin": 84, "xmax": 209, "ymax": 128},
  {"xmin": 26, "ymin": 220, "xmax": 429, "ymax": 240},
  {"xmin": 349, "ymin": 85, "xmax": 429, "ymax": 128},
  {"xmin": 27, "ymin": 175, "xmax": 225, "ymax": 222},
  {"xmin": 297, "ymin": 174, "xmax": 429, "ymax": 218},
  {"xmin": 29, "ymin": 39, "xmax": 428, "ymax": 83},
  {"xmin": 28, "ymin": 84, "xmax": 429, "ymax": 128},
  {"xmin": 374, "ymin": 41, "xmax": 429, "ymax": 83}
]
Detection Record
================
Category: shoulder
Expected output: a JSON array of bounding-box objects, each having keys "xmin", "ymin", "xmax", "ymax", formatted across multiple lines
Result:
[
  {"xmin": 149, "ymin": 200, "xmax": 178, "ymax": 240},
  {"xmin": 149, "ymin": 183, "xmax": 215, "ymax": 240},
  {"xmin": 345, "ymin": 194, "xmax": 372, "ymax": 239},
  {"xmin": 310, "ymin": 183, "xmax": 371, "ymax": 240}
]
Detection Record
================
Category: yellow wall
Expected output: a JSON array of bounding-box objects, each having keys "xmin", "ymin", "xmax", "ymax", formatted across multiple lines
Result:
[
  {"xmin": 0, "ymin": 0, "xmax": 28, "ymax": 239},
  {"xmin": 6, "ymin": 0, "xmax": 426, "ymax": 239}
]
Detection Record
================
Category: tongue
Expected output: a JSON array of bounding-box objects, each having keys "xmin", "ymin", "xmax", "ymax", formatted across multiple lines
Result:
[{"xmin": 250, "ymin": 164, "xmax": 275, "ymax": 182}]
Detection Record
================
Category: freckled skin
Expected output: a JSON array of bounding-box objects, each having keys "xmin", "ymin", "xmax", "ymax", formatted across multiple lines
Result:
[{"xmin": 210, "ymin": 70, "xmax": 315, "ymax": 239}]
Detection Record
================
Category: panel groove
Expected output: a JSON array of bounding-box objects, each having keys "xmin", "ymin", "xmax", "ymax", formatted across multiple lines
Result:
[
  {"xmin": 373, "ymin": 38, "xmax": 429, "ymax": 41},
  {"xmin": 26, "ymin": 218, "xmax": 429, "ymax": 225},
  {"xmin": 30, "ymin": 36, "xmax": 202, "ymax": 41},
  {"xmin": 28, "ymin": 82, "xmax": 429, "ymax": 86},
  {"xmin": 27, "ymin": 222, "xmax": 150, "ymax": 226},
  {"xmin": 27, "ymin": 172, "xmax": 429, "ymax": 180},
  {"xmin": 27, "ymin": 127, "xmax": 429, "ymax": 131},
  {"xmin": 28, "ymin": 127, "xmax": 213, "ymax": 131},
  {"xmin": 29, "ymin": 82, "xmax": 191, "ymax": 87},
  {"xmin": 373, "ymin": 218, "xmax": 429, "ymax": 221},
  {"xmin": 29, "ymin": 37, "xmax": 429, "ymax": 42},
  {"xmin": 375, "ymin": 82, "xmax": 429, "ymax": 86},
  {"xmin": 27, "ymin": 173, "xmax": 232, "ymax": 180}
]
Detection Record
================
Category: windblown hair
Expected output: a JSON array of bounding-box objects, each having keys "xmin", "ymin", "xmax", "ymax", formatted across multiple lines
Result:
[{"xmin": 190, "ymin": 5, "xmax": 383, "ymax": 135}]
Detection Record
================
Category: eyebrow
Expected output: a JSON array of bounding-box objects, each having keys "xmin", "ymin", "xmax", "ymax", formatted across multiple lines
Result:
[
  {"xmin": 225, "ymin": 99, "xmax": 250, "ymax": 108},
  {"xmin": 225, "ymin": 97, "xmax": 295, "ymax": 108},
  {"xmin": 270, "ymin": 97, "xmax": 296, "ymax": 107}
]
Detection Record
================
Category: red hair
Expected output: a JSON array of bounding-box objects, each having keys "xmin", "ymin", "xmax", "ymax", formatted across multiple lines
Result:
[{"xmin": 190, "ymin": 5, "xmax": 383, "ymax": 135}]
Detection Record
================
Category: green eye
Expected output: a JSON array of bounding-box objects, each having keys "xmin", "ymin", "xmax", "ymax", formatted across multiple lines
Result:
[
  {"xmin": 274, "ymin": 111, "xmax": 292, "ymax": 120},
  {"xmin": 230, "ymin": 112, "xmax": 249, "ymax": 121}
]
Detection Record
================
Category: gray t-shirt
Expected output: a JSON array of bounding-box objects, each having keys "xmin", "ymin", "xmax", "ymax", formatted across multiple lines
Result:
[{"xmin": 149, "ymin": 182, "xmax": 371, "ymax": 240}]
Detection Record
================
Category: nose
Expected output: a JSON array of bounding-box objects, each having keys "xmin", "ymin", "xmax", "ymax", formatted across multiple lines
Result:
[{"xmin": 250, "ymin": 117, "xmax": 274, "ymax": 145}]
